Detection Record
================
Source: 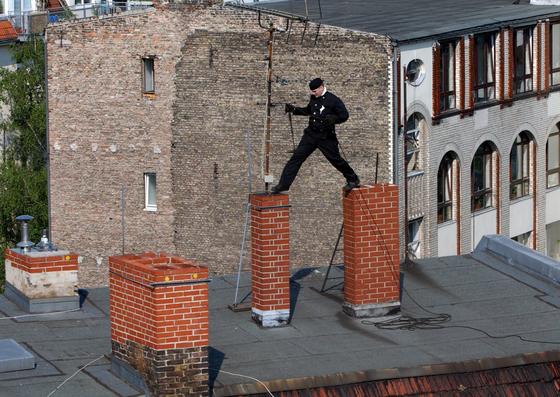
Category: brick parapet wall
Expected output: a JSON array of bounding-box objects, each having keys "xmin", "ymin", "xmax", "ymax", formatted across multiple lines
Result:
[
  {"xmin": 4, "ymin": 249, "xmax": 78, "ymax": 273},
  {"xmin": 342, "ymin": 185, "xmax": 400, "ymax": 307},
  {"xmin": 250, "ymin": 193, "xmax": 290, "ymax": 325}
]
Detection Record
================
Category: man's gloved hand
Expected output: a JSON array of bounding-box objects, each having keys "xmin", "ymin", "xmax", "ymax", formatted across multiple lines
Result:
[
  {"xmin": 326, "ymin": 114, "xmax": 337, "ymax": 126},
  {"xmin": 285, "ymin": 103, "xmax": 295, "ymax": 113}
]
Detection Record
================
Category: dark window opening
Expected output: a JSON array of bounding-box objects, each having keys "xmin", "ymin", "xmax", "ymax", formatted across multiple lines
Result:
[
  {"xmin": 474, "ymin": 32, "xmax": 496, "ymax": 102},
  {"xmin": 472, "ymin": 143, "xmax": 494, "ymax": 212},
  {"xmin": 438, "ymin": 153, "xmax": 455, "ymax": 224},
  {"xmin": 440, "ymin": 41, "xmax": 456, "ymax": 112},
  {"xmin": 142, "ymin": 57, "xmax": 155, "ymax": 94},
  {"xmin": 510, "ymin": 132, "xmax": 531, "ymax": 200},
  {"xmin": 547, "ymin": 124, "xmax": 560, "ymax": 188},
  {"xmin": 552, "ymin": 23, "xmax": 560, "ymax": 86},
  {"xmin": 514, "ymin": 27, "xmax": 533, "ymax": 94}
]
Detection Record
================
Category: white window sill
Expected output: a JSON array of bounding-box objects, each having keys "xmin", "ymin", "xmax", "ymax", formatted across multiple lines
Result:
[
  {"xmin": 407, "ymin": 170, "xmax": 424, "ymax": 178},
  {"xmin": 509, "ymin": 195, "xmax": 531, "ymax": 205},
  {"xmin": 437, "ymin": 220, "xmax": 456, "ymax": 228},
  {"xmin": 472, "ymin": 206, "xmax": 496, "ymax": 216},
  {"xmin": 144, "ymin": 207, "xmax": 157, "ymax": 212}
]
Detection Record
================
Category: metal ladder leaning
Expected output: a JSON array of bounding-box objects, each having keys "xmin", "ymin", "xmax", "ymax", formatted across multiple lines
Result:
[{"xmin": 320, "ymin": 223, "xmax": 344, "ymax": 293}]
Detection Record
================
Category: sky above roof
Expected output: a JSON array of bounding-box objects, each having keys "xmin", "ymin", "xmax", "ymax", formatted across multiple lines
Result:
[{"xmin": 239, "ymin": 0, "xmax": 560, "ymax": 42}]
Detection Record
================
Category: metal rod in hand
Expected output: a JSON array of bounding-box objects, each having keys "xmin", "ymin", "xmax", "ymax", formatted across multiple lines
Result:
[
  {"xmin": 288, "ymin": 112, "xmax": 296, "ymax": 153},
  {"xmin": 264, "ymin": 27, "xmax": 274, "ymax": 192},
  {"xmin": 375, "ymin": 152, "xmax": 379, "ymax": 184}
]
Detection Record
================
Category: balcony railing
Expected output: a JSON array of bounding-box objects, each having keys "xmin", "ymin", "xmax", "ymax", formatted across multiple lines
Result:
[
  {"xmin": 47, "ymin": 1, "xmax": 153, "ymax": 23},
  {"xmin": 1, "ymin": 0, "xmax": 153, "ymax": 36}
]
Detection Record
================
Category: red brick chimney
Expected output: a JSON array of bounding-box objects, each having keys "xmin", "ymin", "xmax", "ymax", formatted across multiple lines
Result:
[
  {"xmin": 249, "ymin": 193, "xmax": 291, "ymax": 327},
  {"xmin": 109, "ymin": 252, "xmax": 209, "ymax": 397},
  {"xmin": 342, "ymin": 184, "xmax": 400, "ymax": 317}
]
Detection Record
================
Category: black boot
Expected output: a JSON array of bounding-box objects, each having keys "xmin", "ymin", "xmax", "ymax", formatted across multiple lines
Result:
[
  {"xmin": 271, "ymin": 184, "xmax": 289, "ymax": 194},
  {"xmin": 343, "ymin": 178, "xmax": 360, "ymax": 192}
]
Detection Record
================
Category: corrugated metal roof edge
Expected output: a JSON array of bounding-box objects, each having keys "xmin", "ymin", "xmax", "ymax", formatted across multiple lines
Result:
[
  {"xmin": 213, "ymin": 350, "xmax": 560, "ymax": 396},
  {"xmin": 397, "ymin": 10, "xmax": 560, "ymax": 44},
  {"xmin": 226, "ymin": 3, "xmax": 560, "ymax": 45}
]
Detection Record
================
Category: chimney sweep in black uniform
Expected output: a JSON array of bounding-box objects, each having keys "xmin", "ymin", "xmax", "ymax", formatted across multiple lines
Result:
[{"xmin": 272, "ymin": 78, "xmax": 360, "ymax": 194}]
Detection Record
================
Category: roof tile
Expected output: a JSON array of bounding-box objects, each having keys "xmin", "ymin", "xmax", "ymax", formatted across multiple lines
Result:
[{"xmin": 0, "ymin": 20, "xmax": 17, "ymax": 42}]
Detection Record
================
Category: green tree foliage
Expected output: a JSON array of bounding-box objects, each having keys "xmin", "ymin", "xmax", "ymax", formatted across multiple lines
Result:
[{"xmin": 0, "ymin": 36, "xmax": 48, "ymax": 291}]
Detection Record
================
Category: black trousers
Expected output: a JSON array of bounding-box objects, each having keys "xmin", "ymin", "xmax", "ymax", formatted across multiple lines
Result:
[{"xmin": 277, "ymin": 131, "xmax": 358, "ymax": 189}]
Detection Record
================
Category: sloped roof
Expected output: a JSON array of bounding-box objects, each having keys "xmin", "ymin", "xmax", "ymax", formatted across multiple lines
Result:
[
  {"xmin": 233, "ymin": 0, "xmax": 560, "ymax": 42},
  {"xmin": 240, "ymin": 360, "xmax": 560, "ymax": 396},
  {"xmin": 46, "ymin": 0, "xmax": 64, "ymax": 10},
  {"xmin": 0, "ymin": 20, "xmax": 18, "ymax": 42}
]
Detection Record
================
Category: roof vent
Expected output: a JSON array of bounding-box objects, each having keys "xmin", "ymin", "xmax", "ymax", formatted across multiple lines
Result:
[{"xmin": 15, "ymin": 215, "xmax": 34, "ymax": 252}]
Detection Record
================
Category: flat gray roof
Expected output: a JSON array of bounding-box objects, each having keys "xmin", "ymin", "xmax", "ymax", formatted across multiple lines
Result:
[
  {"xmin": 234, "ymin": 0, "xmax": 560, "ymax": 42},
  {"xmin": 2, "ymin": 252, "xmax": 560, "ymax": 396}
]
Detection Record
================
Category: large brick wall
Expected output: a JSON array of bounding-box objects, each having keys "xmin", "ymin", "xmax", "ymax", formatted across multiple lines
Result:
[
  {"xmin": 171, "ymin": 8, "xmax": 392, "ymax": 275},
  {"xmin": 46, "ymin": 4, "xmax": 392, "ymax": 285}
]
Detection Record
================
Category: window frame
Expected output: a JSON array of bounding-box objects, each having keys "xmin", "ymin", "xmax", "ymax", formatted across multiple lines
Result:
[
  {"xmin": 405, "ymin": 113, "xmax": 424, "ymax": 173},
  {"xmin": 513, "ymin": 26, "xmax": 533, "ymax": 95},
  {"xmin": 547, "ymin": 127, "xmax": 560, "ymax": 189},
  {"xmin": 439, "ymin": 40, "xmax": 457, "ymax": 112},
  {"xmin": 551, "ymin": 22, "xmax": 560, "ymax": 86},
  {"xmin": 510, "ymin": 132, "xmax": 531, "ymax": 200},
  {"xmin": 144, "ymin": 172, "xmax": 157, "ymax": 211},
  {"xmin": 407, "ymin": 217, "xmax": 423, "ymax": 259},
  {"xmin": 473, "ymin": 32, "xmax": 496, "ymax": 103},
  {"xmin": 142, "ymin": 57, "xmax": 155, "ymax": 95},
  {"xmin": 471, "ymin": 144, "xmax": 494, "ymax": 212},
  {"xmin": 437, "ymin": 154, "xmax": 454, "ymax": 224}
]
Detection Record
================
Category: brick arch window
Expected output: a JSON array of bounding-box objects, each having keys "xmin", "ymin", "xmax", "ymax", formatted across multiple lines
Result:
[
  {"xmin": 510, "ymin": 131, "xmax": 532, "ymax": 200},
  {"xmin": 547, "ymin": 123, "xmax": 560, "ymax": 188},
  {"xmin": 438, "ymin": 151, "xmax": 459, "ymax": 224},
  {"xmin": 405, "ymin": 113, "xmax": 427, "ymax": 173},
  {"xmin": 472, "ymin": 142, "xmax": 497, "ymax": 211}
]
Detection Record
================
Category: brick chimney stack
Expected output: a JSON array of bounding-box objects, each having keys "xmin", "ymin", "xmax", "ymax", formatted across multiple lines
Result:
[
  {"xmin": 109, "ymin": 252, "xmax": 209, "ymax": 397},
  {"xmin": 342, "ymin": 184, "xmax": 401, "ymax": 318},
  {"xmin": 249, "ymin": 193, "xmax": 291, "ymax": 327}
]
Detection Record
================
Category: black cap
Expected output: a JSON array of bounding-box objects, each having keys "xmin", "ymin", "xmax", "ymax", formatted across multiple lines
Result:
[{"xmin": 309, "ymin": 78, "xmax": 323, "ymax": 90}]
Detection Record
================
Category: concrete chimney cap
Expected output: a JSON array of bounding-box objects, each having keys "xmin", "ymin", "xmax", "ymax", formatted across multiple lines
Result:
[{"xmin": 16, "ymin": 215, "xmax": 33, "ymax": 222}]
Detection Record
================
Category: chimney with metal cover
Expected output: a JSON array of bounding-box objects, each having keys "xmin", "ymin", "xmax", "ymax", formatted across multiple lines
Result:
[{"xmin": 4, "ymin": 215, "xmax": 80, "ymax": 313}]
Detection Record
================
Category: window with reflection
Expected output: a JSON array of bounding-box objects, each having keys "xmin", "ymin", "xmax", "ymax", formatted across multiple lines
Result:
[
  {"xmin": 405, "ymin": 113, "xmax": 426, "ymax": 173},
  {"xmin": 552, "ymin": 22, "xmax": 560, "ymax": 86},
  {"xmin": 472, "ymin": 143, "xmax": 494, "ymax": 211},
  {"xmin": 440, "ymin": 41, "xmax": 456, "ymax": 112},
  {"xmin": 547, "ymin": 124, "xmax": 560, "ymax": 188},
  {"xmin": 474, "ymin": 32, "xmax": 496, "ymax": 102},
  {"xmin": 437, "ymin": 153, "xmax": 455, "ymax": 223},
  {"xmin": 514, "ymin": 27, "xmax": 533, "ymax": 94},
  {"xmin": 510, "ymin": 132, "xmax": 531, "ymax": 200}
]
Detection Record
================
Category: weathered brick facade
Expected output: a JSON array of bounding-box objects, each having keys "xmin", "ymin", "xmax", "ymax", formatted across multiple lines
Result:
[{"xmin": 46, "ymin": 4, "xmax": 392, "ymax": 285}]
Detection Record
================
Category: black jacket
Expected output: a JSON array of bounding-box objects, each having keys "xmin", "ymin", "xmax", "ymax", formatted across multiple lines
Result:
[{"xmin": 293, "ymin": 91, "xmax": 349, "ymax": 137}]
